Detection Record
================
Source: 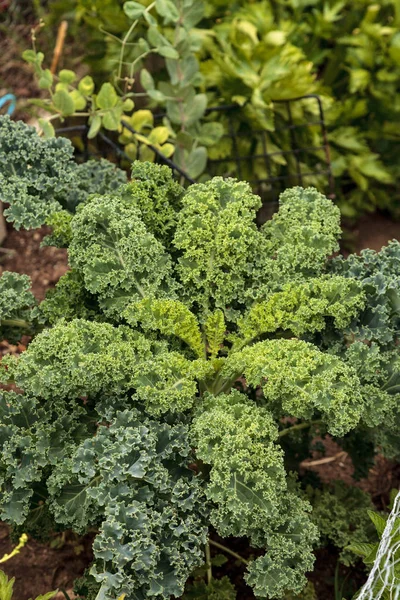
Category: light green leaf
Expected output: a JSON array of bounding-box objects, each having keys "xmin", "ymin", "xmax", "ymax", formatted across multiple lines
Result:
[
  {"xmin": 52, "ymin": 89, "xmax": 75, "ymax": 116},
  {"xmin": 156, "ymin": 0, "xmax": 180, "ymax": 22},
  {"xmin": 124, "ymin": 1, "xmax": 146, "ymax": 19},
  {"xmin": 185, "ymin": 146, "xmax": 207, "ymax": 179},
  {"xmin": 58, "ymin": 69, "xmax": 76, "ymax": 84},
  {"xmin": 123, "ymin": 98, "xmax": 134, "ymax": 112},
  {"xmin": 69, "ymin": 89, "xmax": 87, "ymax": 111},
  {"xmin": 0, "ymin": 570, "xmax": 15, "ymax": 600},
  {"xmin": 38, "ymin": 118, "xmax": 55, "ymax": 139},
  {"xmin": 158, "ymin": 45, "xmax": 180, "ymax": 59},
  {"xmin": 88, "ymin": 114, "xmax": 102, "ymax": 139},
  {"xmin": 184, "ymin": 93, "xmax": 207, "ymax": 125},
  {"xmin": 148, "ymin": 126, "xmax": 169, "ymax": 145},
  {"xmin": 102, "ymin": 108, "xmax": 121, "ymax": 131},
  {"xmin": 96, "ymin": 83, "xmax": 118, "ymax": 110},
  {"xmin": 78, "ymin": 75, "xmax": 95, "ymax": 96},
  {"xmin": 38, "ymin": 69, "xmax": 53, "ymax": 90},
  {"xmin": 367, "ymin": 510, "xmax": 387, "ymax": 536},
  {"xmin": 140, "ymin": 68, "xmax": 155, "ymax": 90},
  {"xmin": 131, "ymin": 109, "xmax": 154, "ymax": 132}
]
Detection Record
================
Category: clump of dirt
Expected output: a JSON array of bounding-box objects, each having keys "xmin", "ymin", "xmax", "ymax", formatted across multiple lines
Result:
[{"xmin": 0, "ymin": 226, "xmax": 68, "ymax": 300}]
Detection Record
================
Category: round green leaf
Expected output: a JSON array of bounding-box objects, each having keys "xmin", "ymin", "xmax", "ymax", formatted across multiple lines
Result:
[
  {"xmin": 70, "ymin": 90, "xmax": 87, "ymax": 111},
  {"xmin": 123, "ymin": 98, "xmax": 135, "ymax": 112},
  {"xmin": 96, "ymin": 83, "xmax": 119, "ymax": 110},
  {"xmin": 58, "ymin": 69, "xmax": 76, "ymax": 84},
  {"xmin": 155, "ymin": 0, "xmax": 180, "ymax": 22},
  {"xmin": 78, "ymin": 76, "xmax": 95, "ymax": 96},
  {"xmin": 102, "ymin": 108, "xmax": 121, "ymax": 131},
  {"xmin": 124, "ymin": 1, "xmax": 145, "ymax": 19},
  {"xmin": 53, "ymin": 89, "xmax": 76, "ymax": 116},
  {"xmin": 38, "ymin": 69, "xmax": 53, "ymax": 90}
]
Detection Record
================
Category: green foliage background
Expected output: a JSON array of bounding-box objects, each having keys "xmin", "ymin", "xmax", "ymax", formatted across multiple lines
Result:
[{"xmin": 34, "ymin": 0, "xmax": 400, "ymax": 218}]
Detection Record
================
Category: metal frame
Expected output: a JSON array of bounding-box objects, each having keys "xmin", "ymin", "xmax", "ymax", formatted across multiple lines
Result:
[{"xmin": 56, "ymin": 94, "xmax": 334, "ymax": 203}]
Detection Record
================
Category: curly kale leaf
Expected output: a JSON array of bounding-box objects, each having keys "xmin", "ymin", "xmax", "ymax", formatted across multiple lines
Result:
[
  {"xmin": 5, "ymin": 319, "xmax": 156, "ymax": 400},
  {"xmin": 183, "ymin": 577, "xmax": 236, "ymax": 599},
  {"xmin": 250, "ymin": 187, "xmax": 342, "ymax": 301},
  {"xmin": 0, "ymin": 116, "xmax": 127, "ymax": 229},
  {"xmin": 330, "ymin": 240, "xmax": 400, "ymax": 345},
  {"xmin": 344, "ymin": 342, "xmax": 400, "ymax": 428},
  {"xmin": 0, "ymin": 272, "xmax": 36, "ymax": 341},
  {"xmin": 6, "ymin": 318, "xmax": 203, "ymax": 416},
  {"xmin": 0, "ymin": 390, "xmax": 94, "ymax": 525},
  {"xmin": 221, "ymin": 339, "xmax": 363, "ymax": 436},
  {"xmin": 309, "ymin": 481, "xmax": 376, "ymax": 566},
  {"xmin": 191, "ymin": 391, "xmax": 318, "ymax": 598},
  {"xmin": 127, "ymin": 161, "xmax": 184, "ymax": 248},
  {"xmin": 132, "ymin": 352, "xmax": 209, "ymax": 416},
  {"xmin": 69, "ymin": 194, "xmax": 177, "ymax": 318},
  {"xmin": 124, "ymin": 297, "xmax": 204, "ymax": 358},
  {"xmin": 42, "ymin": 210, "xmax": 73, "ymax": 248},
  {"xmin": 234, "ymin": 276, "xmax": 365, "ymax": 348},
  {"xmin": 173, "ymin": 177, "xmax": 262, "ymax": 320},
  {"xmin": 49, "ymin": 408, "xmax": 209, "ymax": 599},
  {"xmin": 33, "ymin": 270, "xmax": 101, "ymax": 325}
]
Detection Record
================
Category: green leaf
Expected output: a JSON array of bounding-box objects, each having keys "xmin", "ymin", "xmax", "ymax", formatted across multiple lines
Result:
[
  {"xmin": 38, "ymin": 69, "xmax": 53, "ymax": 90},
  {"xmin": 184, "ymin": 93, "xmax": 207, "ymax": 126},
  {"xmin": 131, "ymin": 109, "xmax": 154, "ymax": 132},
  {"xmin": 38, "ymin": 118, "xmax": 55, "ymax": 139},
  {"xmin": 182, "ymin": 0, "xmax": 204, "ymax": 28},
  {"xmin": 156, "ymin": 0, "xmax": 180, "ymax": 22},
  {"xmin": 197, "ymin": 122, "xmax": 224, "ymax": 146},
  {"xmin": 78, "ymin": 75, "xmax": 95, "ymax": 96},
  {"xmin": 185, "ymin": 146, "xmax": 207, "ymax": 179},
  {"xmin": 367, "ymin": 510, "xmax": 387, "ymax": 536},
  {"xmin": 0, "ymin": 570, "xmax": 15, "ymax": 600},
  {"xmin": 345, "ymin": 542, "xmax": 376, "ymax": 558},
  {"xmin": 158, "ymin": 45, "xmax": 180, "ymax": 59},
  {"xmin": 58, "ymin": 69, "xmax": 76, "ymax": 84},
  {"xmin": 32, "ymin": 591, "xmax": 58, "ymax": 600},
  {"xmin": 140, "ymin": 68, "xmax": 155, "ymax": 90},
  {"xmin": 87, "ymin": 114, "xmax": 102, "ymax": 139},
  {"xmin": 102, "ymin": 107, "xmax": 122, "ymax": 131},
  {"xmin": 123, "ymin": 98, "xmax": 134, "ymax": 112},
  {"xmin": 69, "ymin": 89, "xmax": 87, "ymax": 111},
  {"xmin": 96, "ymin": 83, "xmax": 118, "ymax": 110},
  {"xmin": 147, "ymin": 89, "xmax": 167, "ymax": 102},
  {"xmin": 52, "ymin": 89, "xmax": 75, "ymax": 116},
  {"xmin": 124, "ymin": 1, "xmax": 146, "ymax": 19}
]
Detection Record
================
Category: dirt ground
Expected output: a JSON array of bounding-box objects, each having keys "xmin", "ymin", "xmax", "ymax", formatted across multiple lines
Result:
[{"xmin": 0, "ymin": 211, "xmax": 398, "ymax": 599}]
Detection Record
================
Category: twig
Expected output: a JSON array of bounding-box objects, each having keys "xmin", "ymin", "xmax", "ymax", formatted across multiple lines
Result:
[
  {"xmin": 209, "ymin": 539, "xmax": 249, "ymax": 565},
  {"xmin": 300, "ymin": 451, "xmax": 348, "ymax": 469},
  {"xmin": 50, "ymin": 21, "xmax": 68, "ymax": 74}
]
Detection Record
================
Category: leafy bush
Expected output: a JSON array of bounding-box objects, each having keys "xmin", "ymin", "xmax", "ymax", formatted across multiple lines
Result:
[
  {"xmin": 1, "ymin": 122, "xmax": 400, "ymax": 597},
  {"xmin": 30, "ymin": 0, "xmax": 400, "ymax": 217}
]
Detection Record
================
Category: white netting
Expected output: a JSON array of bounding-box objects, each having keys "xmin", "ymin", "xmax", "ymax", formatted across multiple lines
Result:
[{"xmin": 357, "ymin": 489, "xmax": 400, "ymax": 599}]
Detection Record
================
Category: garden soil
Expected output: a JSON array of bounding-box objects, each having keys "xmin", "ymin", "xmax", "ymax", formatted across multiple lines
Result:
[{"xmin": 0, "ymin": 212, "xmax": 399, "ymax": 599}]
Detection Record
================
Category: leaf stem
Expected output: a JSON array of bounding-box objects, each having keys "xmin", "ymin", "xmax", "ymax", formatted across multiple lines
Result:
[
  {"xmin": 278, "ymin": 419, "xmax": 323, "ymax": 438},
  {"xmin": 205, "ymin": 541, "xmax": 212, "ymax": 584},
  {"xmin": 1, "ymin": 318, "xmax": 31, "ymax": 329},
  {"xmin": 209, "ymin": 539, "xmax": 249, "ymax": 566}
]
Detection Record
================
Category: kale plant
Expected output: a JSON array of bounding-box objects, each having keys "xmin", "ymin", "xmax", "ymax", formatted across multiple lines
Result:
[
  {"xmin": 0, "ymin": 146, "xmax": 394, "ymax": 598},
  {"xmin": 0, "ymin": 115, "xmax": 127, "ymax": 229}
]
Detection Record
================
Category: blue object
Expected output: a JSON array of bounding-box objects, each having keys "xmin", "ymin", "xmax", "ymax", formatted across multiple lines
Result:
[{"xmin": 0, "ymin": 94, "xmax": 16, "ymax": 116}]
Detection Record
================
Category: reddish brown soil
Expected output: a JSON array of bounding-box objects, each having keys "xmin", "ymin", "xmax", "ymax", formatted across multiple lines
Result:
[
  {"xmin": 0, "ymin": 226, "xmax": 68, "ymax": 301},
  {"xmin": 0, "ymin": 211, "xmax": 398, "ymax": 599}
]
